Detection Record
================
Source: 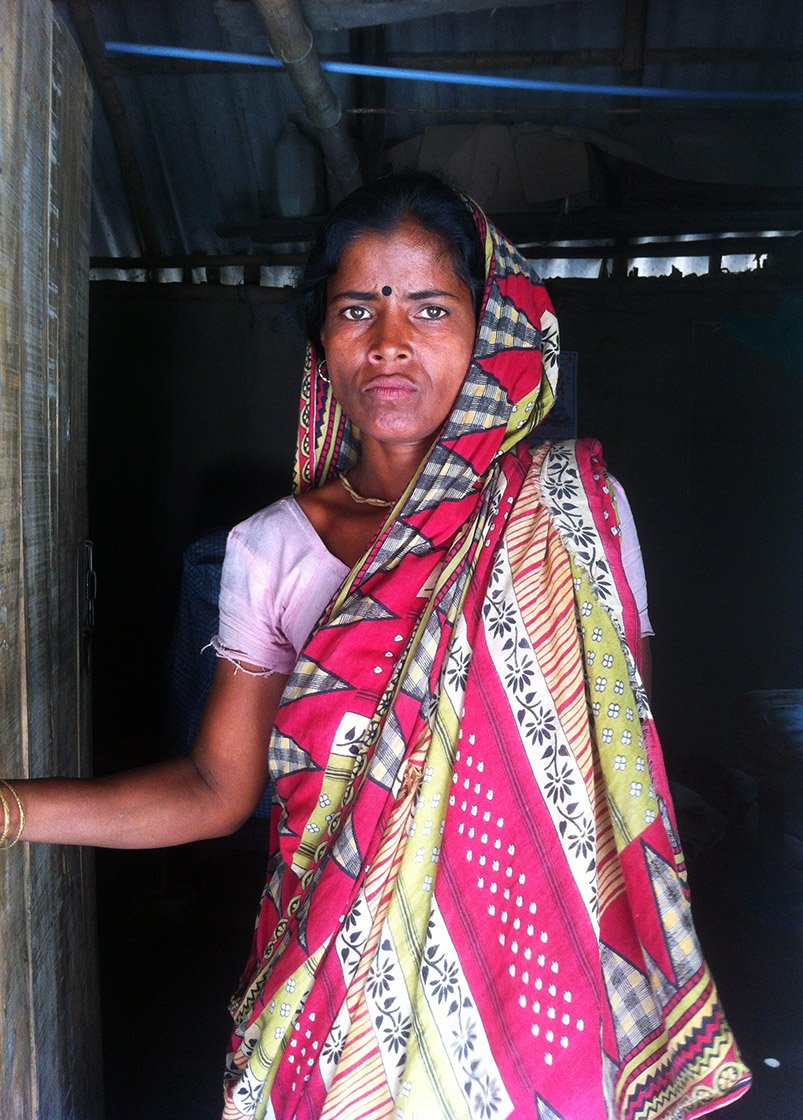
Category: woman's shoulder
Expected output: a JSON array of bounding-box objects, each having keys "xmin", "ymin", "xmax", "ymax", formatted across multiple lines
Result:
[
  {"xmin": 227, "ymin": 495, "xmax": 313, "ymax": 554},
  {"xmin": 225, "ymin": 494, "xmax": 346, "ymax": 579},
  {"xmin": 218, "ymin": 493, "xmax": 348, "ymax": 663}
]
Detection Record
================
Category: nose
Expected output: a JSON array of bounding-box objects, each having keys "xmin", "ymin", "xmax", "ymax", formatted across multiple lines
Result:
[{"xmin": 368, "ymin": 307, "xmax": 410, "ymax": 364}]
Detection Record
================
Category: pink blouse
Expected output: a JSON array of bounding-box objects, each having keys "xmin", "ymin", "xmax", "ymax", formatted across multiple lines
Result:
[{"xmin": 212, "ymin": 479, "xmax": 652, "ymax": 677}]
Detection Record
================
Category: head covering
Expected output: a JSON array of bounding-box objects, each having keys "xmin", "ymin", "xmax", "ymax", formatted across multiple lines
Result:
[
  {"xmin": 294, "ymin": 200, "xmax": 557, "ymax": 509},
  {"xmin": 223, "ymin": 198, "xmax": 749, "ymax": 1120}
]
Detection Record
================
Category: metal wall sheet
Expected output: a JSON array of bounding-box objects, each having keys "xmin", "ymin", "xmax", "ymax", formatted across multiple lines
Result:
[{"xmin": 56, "ymin": 0, "xmax": 803, "ymax": 257}]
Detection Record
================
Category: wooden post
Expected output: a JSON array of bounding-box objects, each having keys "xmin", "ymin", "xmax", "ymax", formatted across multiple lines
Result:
[{"xmin": 0, "ymin": 2, "xmax": 101, "ymax": 1118}]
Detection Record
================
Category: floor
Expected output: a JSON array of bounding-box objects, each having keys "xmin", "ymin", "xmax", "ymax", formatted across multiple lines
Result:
[{"xmin": 96, "ymin": 705, "xmax": 803, "ymax": 1120}]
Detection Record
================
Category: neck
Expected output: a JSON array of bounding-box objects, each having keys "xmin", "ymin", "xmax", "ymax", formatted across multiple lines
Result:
[{"xmin": 348, "ymin": 438, "xmax": 429, "ymax": 505}]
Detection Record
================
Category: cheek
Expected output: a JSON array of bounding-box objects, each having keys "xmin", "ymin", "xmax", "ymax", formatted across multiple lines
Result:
[
  {"xmin": 323, "ymin": 342, "xmax": 357, "ymax": 387},
  {"xmin": 443, "ymin": 338, "xmax": 474, "ymax": 392},
  {"xmin": 319, "ymin": 330, "xmax": 346, "ymax": 379},
  {"xmin": 321, "ymin": 318, "xmax": 361, "ymax": 362},
  {"xmin": 319, "ymin": 307, "xmax": 342, "ymax": 355},
  {"xmin": 325, "ymin": 355, "xmax": 362, "ymax": 409}
]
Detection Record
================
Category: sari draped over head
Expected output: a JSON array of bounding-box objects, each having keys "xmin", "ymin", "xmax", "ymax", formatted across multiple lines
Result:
[{"xmin": 223, "ymin": 203, "xmax": 750, "ymax": 1120}]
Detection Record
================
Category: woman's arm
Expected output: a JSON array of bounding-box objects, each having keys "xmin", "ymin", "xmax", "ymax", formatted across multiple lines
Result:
[
  {"xmin": 608, "ymin": 476, "xmax": 653, "ymax": 699},
  {"xmin": 3, "ymin": 662, "xmax": 287, "ymax": 849}
]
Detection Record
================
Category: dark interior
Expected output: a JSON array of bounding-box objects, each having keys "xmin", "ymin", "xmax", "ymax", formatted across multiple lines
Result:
[
  {"xmin": 58, "ymin": 0, "xmax": 803, "ymax": 1115},
  {"xmin": 88, "ymin": 274, "xmax": 803, "ymax": 1120}
]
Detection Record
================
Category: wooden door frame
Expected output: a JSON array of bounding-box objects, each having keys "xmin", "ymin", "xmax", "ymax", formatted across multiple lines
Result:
[{"xmin": 0, "ymin": 3, "xmax": 102, "ymax": 1117}]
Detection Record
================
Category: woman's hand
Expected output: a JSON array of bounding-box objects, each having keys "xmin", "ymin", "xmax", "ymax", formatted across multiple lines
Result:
[{"xmin": 5, "ymin": 662, "xmax": 287, "ymax": 849}]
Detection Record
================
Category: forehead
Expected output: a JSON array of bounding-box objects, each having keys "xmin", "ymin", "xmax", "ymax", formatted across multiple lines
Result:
[{"xmin": 331, "ymin": 220, "xmax": 458, "ymax": 288}]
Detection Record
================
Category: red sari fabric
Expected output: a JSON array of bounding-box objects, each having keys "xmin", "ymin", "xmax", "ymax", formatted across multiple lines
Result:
[{"xmin": 222, "ymin": 206, "xmax": 749, "ymax": 1120}]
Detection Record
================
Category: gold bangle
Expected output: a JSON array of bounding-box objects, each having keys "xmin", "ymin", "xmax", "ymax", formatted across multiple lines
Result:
[
  {"xmin": 0, "ymin": 780, "xmax": 25, "ymax": 848},
  {"xmin": 0, "ymin": 787, "xmax": 9, "ymax": 847}
]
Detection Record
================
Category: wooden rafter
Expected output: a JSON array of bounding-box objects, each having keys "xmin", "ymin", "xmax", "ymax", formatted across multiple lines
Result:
[
  {"xmin": 66, "ymin": 0, "xmax": 160, "ymax": 256},
  {"xmin": 620, "ymin": 0, "xmax": 649, "ymax": 120}
]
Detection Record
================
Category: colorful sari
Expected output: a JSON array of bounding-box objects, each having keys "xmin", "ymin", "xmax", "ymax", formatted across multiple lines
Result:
[{"xmin": 222, "ymin": 205, "xmax": 750, "ymax": 1119}]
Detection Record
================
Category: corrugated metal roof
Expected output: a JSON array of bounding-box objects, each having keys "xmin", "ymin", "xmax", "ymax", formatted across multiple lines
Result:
[{"xmin": 57, "ymin": 0, "xmax": 803, "ymax": 261}]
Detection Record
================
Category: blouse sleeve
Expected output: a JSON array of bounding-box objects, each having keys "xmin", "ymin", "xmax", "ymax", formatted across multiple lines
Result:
[
  {"xmin": 211, "ymin": 523, "xmax": 298, "ymax": 677},
  {"xmin": 609, "ymin": 476, "xmax": 655, "ymax": 638}
]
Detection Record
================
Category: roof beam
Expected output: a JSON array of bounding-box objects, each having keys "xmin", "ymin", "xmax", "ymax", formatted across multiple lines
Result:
[
  {"xmin": 90, "ymin": 232, "xmax": 801, "ymax": 274},
  {"xmin": 621, "ymin": 0, "xmax": 649, "ymax": 119},
  {"xmin": 349, "ymin": 23, "xmax": 387, "ymax": 175},
  {"xmin": 622, "ymin": 0, "xmax": 649, "ymax": 82},
  {"xmin": 66, "ymin": 0, "xmax": 160, "ymax": 256},
  {"xmin": 252, "ymin": 0, "xmax": 362, "ymax": 201},
  {"xmin": 215, "ymin": 208, "xmax": 803, "ymax": 245}
]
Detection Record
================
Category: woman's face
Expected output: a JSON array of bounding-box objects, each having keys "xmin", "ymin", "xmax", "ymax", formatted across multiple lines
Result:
[{"xmin": 320, "ymin": 220, "xmax": 477, "ymax": 458}]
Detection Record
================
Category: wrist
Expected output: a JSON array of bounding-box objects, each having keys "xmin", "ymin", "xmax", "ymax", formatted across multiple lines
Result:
[{"xmin": 0, "ymin": 780, "xmax": 26, "ymax": 848}]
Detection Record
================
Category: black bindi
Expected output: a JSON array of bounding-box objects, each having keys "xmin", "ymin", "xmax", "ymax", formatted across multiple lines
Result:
[{"xmin": 381, "ymin": 285, "xmax": 392, "ymax": 296}]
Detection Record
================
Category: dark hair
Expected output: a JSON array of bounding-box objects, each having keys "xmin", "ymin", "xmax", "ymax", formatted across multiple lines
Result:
[{"xmin": 297, "ymin": 172, "xmax": 485, "ymax": 349}]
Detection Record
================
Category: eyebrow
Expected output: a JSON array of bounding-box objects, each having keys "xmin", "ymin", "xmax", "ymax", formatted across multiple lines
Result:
[
  {"xmin": 407, "ymin": 289, "xmax": 461, "ymax": 301},
  {"xmin": 329, "ymin": 288, "xmax": 461, "ymax": 303},
  {"xmin": 329, "ymin": 290, "xmax": 378, "ymax": 302}
]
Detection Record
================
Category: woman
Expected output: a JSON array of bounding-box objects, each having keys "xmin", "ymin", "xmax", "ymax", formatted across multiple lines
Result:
[{"xmin": 1, "ymin": 174, "xmax": 748, "ymax": 1119}]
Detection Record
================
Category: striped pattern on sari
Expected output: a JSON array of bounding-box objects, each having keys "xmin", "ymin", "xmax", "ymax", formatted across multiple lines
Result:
[{"xmin": 222, "ymin": 203, "xmax": 749, "ymax": 1120}]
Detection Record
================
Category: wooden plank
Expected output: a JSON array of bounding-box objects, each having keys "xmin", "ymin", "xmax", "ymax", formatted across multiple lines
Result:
[
  {"xmin": 0, "ymin": 4, "xmax": 42, "ymax": 1113},
  {"xmin": 35, "ymin": 12, "xmax": 99, "ymax": 1119},
  {"xmin": 0, "ymin": 1, "xmax": 101, "ymax": 1117}
]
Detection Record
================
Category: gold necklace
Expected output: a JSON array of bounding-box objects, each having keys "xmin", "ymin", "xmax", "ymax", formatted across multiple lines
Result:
[{"xmin": 339, "ymin": 473, "xmax": 395, "ymax": 508}]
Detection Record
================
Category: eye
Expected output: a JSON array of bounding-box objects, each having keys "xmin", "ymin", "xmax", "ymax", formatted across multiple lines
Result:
[
  {"xmin": 340, "ymin": 305, "xmax": 371, "ymax": 321},
  {"xmin": 418, "ymin": 305, "xmax": 447, "ymax": 320}
]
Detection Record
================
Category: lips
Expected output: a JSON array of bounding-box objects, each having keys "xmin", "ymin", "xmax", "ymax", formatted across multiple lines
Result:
[{"xmin": 362, "ymin": 374, "xmax": 418, "ymax": 398}]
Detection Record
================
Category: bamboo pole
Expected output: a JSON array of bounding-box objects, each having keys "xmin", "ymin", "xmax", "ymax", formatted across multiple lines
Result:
[{"xmin": 253, "ymin": 0, "xmax": 362, "ymax": 202}]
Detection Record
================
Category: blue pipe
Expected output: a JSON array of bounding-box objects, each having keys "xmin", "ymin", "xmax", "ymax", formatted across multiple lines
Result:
[{"xmin": 105, "ymin": 41, "xmax": 803, "ymax": 103}]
